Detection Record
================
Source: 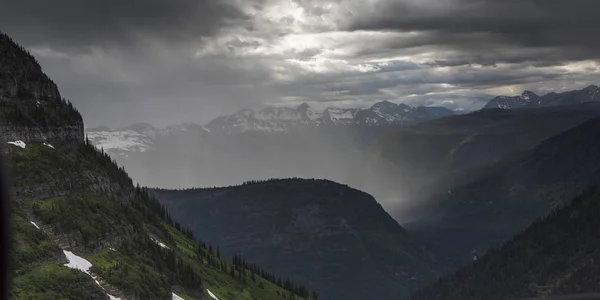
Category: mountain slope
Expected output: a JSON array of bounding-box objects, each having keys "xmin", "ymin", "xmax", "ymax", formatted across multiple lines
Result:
[
  {"xmin": 2, "ymin": 31, "xmax": 312, "ymax": 300},
  {"xmin": 351, "ymin": 103, "xmax": 600, "ymax": 222},
  {"xmin": 409, "ymin": 187, "xmax": 600, "ymax": 300},
  {"xmin": 151, "ymin": 179, "xmax": 447, "ymax": 300},
  {"xmin": 405, "ymin": 115, "xmax": 600, "ymax": 262}
]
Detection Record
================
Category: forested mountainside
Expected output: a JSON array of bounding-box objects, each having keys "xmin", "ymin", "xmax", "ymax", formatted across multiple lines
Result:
[
  {"xmin": 351, "ymin": 102, "xmax": 600, "ymax": 222},
  {"xmin": 406, "ymin": 115, "xmax": 600, "ymax": 263},
  {"xmin": 409, "ymin": 187, "xmax": 600, "ymax": 300},
  {"xmin": 151, "ymin": 179, "xmax": 448, "ymax": 300},
  {"xmin": 2, "ymin": 31, "xmax": 313, "ymax": 300}
]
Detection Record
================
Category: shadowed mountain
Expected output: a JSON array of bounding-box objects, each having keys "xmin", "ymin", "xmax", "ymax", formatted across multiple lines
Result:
[
  {"xmin": 152, "ymin": 179, "xmax": 448, "ymax": 300},
  {"xmin": 409, "ymin": 187, "xmax": 600, "ymax": 300},
  {"xmin": 405, "ymin": 116, "xmax": 600, "ymax": 262},
  {"xmin": 350, "ymin": 102, "xmax": 600, "ymax": 223}
]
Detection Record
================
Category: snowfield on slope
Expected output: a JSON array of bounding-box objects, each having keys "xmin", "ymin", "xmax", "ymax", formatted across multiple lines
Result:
[
  {"xmin": 172, "ymin": 292, "xmax": 185, "ymax": 300},
  {"xmin": 63, "ymin": 250, "xmax": 121, "ymax": 299},
  {"xmin": 63, "ymin": 250, "xmax": 102, "ymax": 286},
  {"xmin": 7, "ymin": 140, "xmax": 26, "ymax": 148},
  {"xmin": 207, "ymin": 289, "xmax": 219, "ymax": 300},
  {"xmin": 150, "ymin": 236, "xmax": 170, "ymax": 249},
  {"xmin": 29, "ymin": 221, "xmax": 40, "ymax": 229}
]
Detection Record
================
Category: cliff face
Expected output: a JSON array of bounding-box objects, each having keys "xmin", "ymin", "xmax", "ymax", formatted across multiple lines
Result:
[
  {"xmin": 0, "ymin": 32, "xmax": 83, "ymax": 147},
  {"xmin": 1, "ymin": 125, "xmax": 84, "ymax": 144},
  {"xmin": 0, "ymin": 33, "xmax": 61, "ymax": 103}
]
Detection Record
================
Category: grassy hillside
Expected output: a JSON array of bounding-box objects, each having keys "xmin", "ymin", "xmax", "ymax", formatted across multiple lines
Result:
[
  {"xmin": 409, "ymin": 187, "xmax": 600, "ymax": 300},
  {"xmin": 8, "ymin": 142, "xmax": 315, "ymax": 300}
]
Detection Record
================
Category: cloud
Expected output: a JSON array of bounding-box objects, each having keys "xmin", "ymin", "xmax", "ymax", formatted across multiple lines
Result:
[
  {"xmin": 0, "ymin": 0, "xmax": 244, "ymax": 52},
  {"xmin": 348, "ymin": 0, "xmax": 600, "ymax": 61},
  {"xmin": 1, "ymin": 0, "xmax": 600, "ymax": 127}
]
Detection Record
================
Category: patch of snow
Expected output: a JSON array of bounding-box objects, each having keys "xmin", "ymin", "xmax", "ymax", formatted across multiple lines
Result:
[
  {"xmin": 7, "ymin": 140, "xmax": 26, "ymax": 148},
  {"xmin": 207, "ymin": 289, "xmax": 219, "ymax": 300},
  {"xmin": 63, "ymin": 250, "xmax": 121, "ymax": 297},
  {"xmin": 304, "ymin": 107, "xmax": 323, "ymax": 120},
  {"xmin": 63, "ymin": 250, "xmax": 102, "ymax": 286},
  {"xmin": 496, "ymin": 101, "xmax": 511, "ymax": 109},
  {"xmin": 43, "ymin": 143, "xmax": 55, "ymax": 149},
  {"xmin": 30, "ymin": 221, "xmax": 40, "ymax": 229},
  {"xmin": 106, "ymin": 293, "xmax": 121, "ymax": 300},
  {"xmin": 172, "ymin": 292, "xmax": 185, "ymax": 300},
  {"xmin": 150, "ymin": 237, "xmax": 170, "ymax": 249},
  {"xmin": 326, "ymin": 107, "xmax": 358, "ymax": 125},
  {"xmin": 365, "ymin": 117, "xmax": 378, "ymax": 125},
  {"xmin": 63, "ymin": 250, "xmax": 93, "ymax": 273},
  {"xmin": 109, "ymin": 248, "xmax": 116, "ymax": 252}
]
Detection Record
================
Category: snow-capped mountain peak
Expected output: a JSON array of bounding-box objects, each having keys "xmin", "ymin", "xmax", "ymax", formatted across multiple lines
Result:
[
  {"xmin": 483, "ymin": 85, "xmax": 600, "ymax": 110},
  {"xmin": 204, "ymin": 101, "xmax": 453, "ymax": 134},
  {"xmin": 323, "ymin": 107, "xmax": 360, "ymax": 125},
  {"xmin": 86, "ymin": 101, "xmax": 455, "ymax": 154}
]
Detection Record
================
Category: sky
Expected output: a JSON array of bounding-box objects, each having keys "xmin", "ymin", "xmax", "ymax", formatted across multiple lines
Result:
[{"xmin": 2, "ymin": 0, "xmax": 600, "ymax": 127}]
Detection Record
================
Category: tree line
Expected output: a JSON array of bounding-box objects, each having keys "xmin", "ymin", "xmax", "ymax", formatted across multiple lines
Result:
[{"xmin": 82, "ymin": 137, "xmax": 321, "ymax": 299}]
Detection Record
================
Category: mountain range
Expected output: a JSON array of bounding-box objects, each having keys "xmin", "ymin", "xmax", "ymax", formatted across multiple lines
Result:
[
  {"xmin": 482, "ymin": 85, "xmax": 600, "ymax": 110},
  {"xmin": 87, "ymin": 101, "xmax": 454, "ymax": 156},
  {"xmin": 204, "ymin": 101, "xmax": 455, "ymax": 135}
]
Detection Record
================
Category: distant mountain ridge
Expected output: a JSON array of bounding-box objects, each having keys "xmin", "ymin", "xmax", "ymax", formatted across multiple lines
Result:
[
  {"xmin": 205, "ymin": 101, "xmax": 455, "ymax": 134},
  {"xmin": 483, "ymin": 85, "xmax": 600, "ymax": 110},
  {"xmin": 86, "ymin": 101, "xmax": 454, "ymax": 155}
]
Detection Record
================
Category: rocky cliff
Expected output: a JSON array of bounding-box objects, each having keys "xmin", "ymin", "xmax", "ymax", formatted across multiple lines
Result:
[{"xmin": 0, "ymin": 32, "xmax": 83, "ymax": 148}]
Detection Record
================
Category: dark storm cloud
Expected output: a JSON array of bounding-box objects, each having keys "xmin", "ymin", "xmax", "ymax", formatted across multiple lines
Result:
[
  {"xmin": 0, "ymin": 0, "xmax": 244, "ymax": 51},
  {"xmin": 1, "ymin": 0, "xmax": 598, "ymax": 127},
  {"xmin": 349, "ymin": 0, "xmax": 600, "ymax": 61}
]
